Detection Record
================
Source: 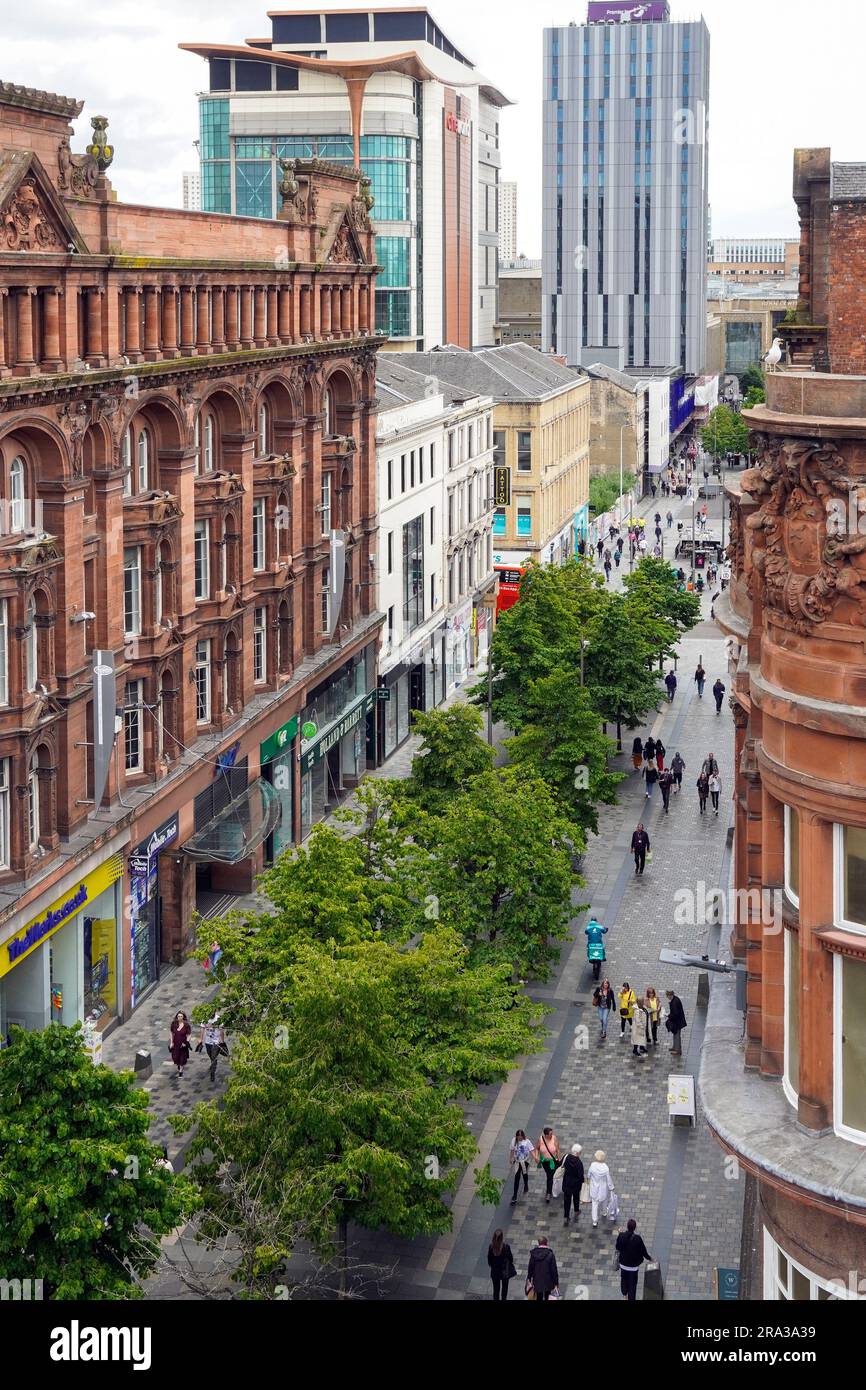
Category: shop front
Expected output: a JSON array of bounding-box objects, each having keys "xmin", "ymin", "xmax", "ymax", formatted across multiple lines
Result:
[
  {"xmin": 128, "ymin": 812, "xmax": 179, "ymax": 1012},
  {"xmin": 0, "ymin": 852, "xmax": 124, "ymax": 1039},
  {"xmin": 446, "ymin": 600, "xmax": 474, "ymax": 693},
  {"xmin": 379, "ymin": 625, "xmax": 448, "ymax": 762},
  {"xmin": 546, "ymin": 516, "xmax": 575, "ymax": 568},
  {"xmin": 300, "ymin": 688, "xmax": 379, "ymax": 838},
  {"xmin": 573, "ymin": 502, "xmax": 590, "ymax": 552},
  {"xmin": 260, "ymin": 714, "xmax": 299, "ymax": 863}
]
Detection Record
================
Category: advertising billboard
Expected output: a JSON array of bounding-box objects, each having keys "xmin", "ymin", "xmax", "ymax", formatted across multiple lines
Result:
[{"xmin": 587, "ymin": 2, "xmax": 669, "ymax": 22}]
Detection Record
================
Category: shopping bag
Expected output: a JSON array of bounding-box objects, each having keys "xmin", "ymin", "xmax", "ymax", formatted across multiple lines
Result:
[
  {"xmin": 525, "ymin": 1279, "xmax": 536, "ymax": 1301},
  {"xmin": 607, "ymin": 1190, "xmax": 620, "ymax": 1222},
  {"xmin": 551, "ymin": 1166, "xmax": 564, "ymax": 1200},
  {"xmin": 579, "ymin": 1180, "xmax": 590, "ymax": 1206}
]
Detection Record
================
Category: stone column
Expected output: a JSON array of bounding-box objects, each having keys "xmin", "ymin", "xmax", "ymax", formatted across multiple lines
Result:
[
  {"xmin": 211, "ymin": 287, "xmax": 226, "ymax": 353},
  {"xmin": 797, "ymin": 813, "xmax": 834, "ymax": 1132},
  {"xmin": 143, "ymin": 286, "xmax": 161, "ymax": 360},
  {"xmin": 358, "ymin": 282, "xmax": 370, "ymax": 333},
  {"xmin": 123, "ymin": 287, "xmax": 142, "ymax": 362},
  {"xmin": 332, "ymin": 285, "xmax": 343, "ymax": 335},
  {"xmin": 85, "ymin": 288, "xmax": 106, "ymax": 367},
  {"xmin": 253, "ymin": 286, "xmax": 267, "ymax": 347},
  {"xmin": 320, "ymin": 285, "xmax": 331, "ymax": 337},
  {"xmin": 41, "ymin": 287, "xmax": 62, "ymax": 371},
  {"xmin": 179, "ymin": 285, "xmax": 196, "ymax": 355},
  {"xmin": 161, "ymin": 285, "xmax": 179, "ymax": 358},
  {"xmin": 240, "ymin": 286, "xmax": 254, "ymax": 349},
  {"xmin": 225, "ymin": 286, "xmax": 240, "ymax": 350},
  {"xmin": 196, "ymin": 286, "xmax": 210, "ymax": 354},
  {"xmin": 341, "ymin": 285, "xmax": 353, "ymax": 337},
  {"xmin": 758, "ymin": 784, "xmax": 785, "ymax": 1076},
  {"xmin": 267, "ymin": 287, "xmax": 279, "ymax": 345},
  {"xmin": 0, "ymin": 289, "xmax": 9, "ymax": 377},
  {"xmin": 300, "ymin": 285, "xmax": 312, "ymax": 337},
  {"xmin": 278, "ymin": 286, "xmax": 292, "ymax": 342}
]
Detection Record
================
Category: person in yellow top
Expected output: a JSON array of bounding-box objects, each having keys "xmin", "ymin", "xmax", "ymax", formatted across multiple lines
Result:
[
  {"xmin": 645, "ymin": 987, "xmax": 661, "ymax": 1047},
  {"xmin": 618, "ymin": 982, "xmax": 637, "ymax": 1041}
]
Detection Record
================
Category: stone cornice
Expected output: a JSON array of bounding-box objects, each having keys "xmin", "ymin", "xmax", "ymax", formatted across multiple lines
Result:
[
  {"xmin": 751, "ymin": 667, "xmax": 866, "ymax": 741},
  {"xmin": 0, "ymin": 80, "xmax": 83, "ymax": 121}
]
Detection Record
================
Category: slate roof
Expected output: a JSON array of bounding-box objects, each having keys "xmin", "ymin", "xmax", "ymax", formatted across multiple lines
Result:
[
  {"xmin": 831, "ymin": 163, "xmax": 866, "ymax": 200},
  {"xmin": 390, "ymin": 342, "xmax": 583, "ymax": 403},
  {"xmin": 375, "ymin": 356, "xmax": 480, "ymax": 409}
]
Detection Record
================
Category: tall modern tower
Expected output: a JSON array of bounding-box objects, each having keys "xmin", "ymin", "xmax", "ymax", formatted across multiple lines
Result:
[
  {"xmin": 542, "ymin": 2, "xmax": 710, "ymax": 375},
  {"xmin": 499, "ymin": 181, "xmax": 518, "ymax": 262},
  {"xmin": 182, "ymin": 8, "xmax": 510, "ymax": 352}
]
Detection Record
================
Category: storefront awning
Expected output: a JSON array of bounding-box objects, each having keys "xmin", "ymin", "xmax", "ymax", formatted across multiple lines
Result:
[{"xmin": 182, "ymin": 779, "xmax": 280, "ymax": 864}]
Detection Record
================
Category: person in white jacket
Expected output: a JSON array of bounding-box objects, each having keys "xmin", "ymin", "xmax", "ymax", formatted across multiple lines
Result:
[{"xmin": 588, "ymin": 1151, "xmax": 613, "ymax": 1228}]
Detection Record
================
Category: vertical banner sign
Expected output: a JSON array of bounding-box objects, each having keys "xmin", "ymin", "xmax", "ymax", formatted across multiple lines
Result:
[
  {"xmin": 329, "ymin": 530, "xmax": 347, "ymax": 637},
  {"xmin": 91, "ymin": 650, "xmax": 117, "ymax": 812},
  {"xmin": 493, "ymin": 466, "xmax": 512, "ymax": 507}
]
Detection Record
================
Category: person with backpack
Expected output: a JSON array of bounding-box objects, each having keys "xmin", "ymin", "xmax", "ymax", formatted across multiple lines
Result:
[
  {"xmin": 585, "ymin": 916, "xmax": 608, "ymax": 981},
  {"xmin": 535, "ymin": 1127, "xmax": 561, "ymax": 1204},
  {"xmin": 671, "ymin": 752, "xmax": 685, "ymax": 794},
  {"xmin": 487, "ymin": 1229, "xmax": 517, "ymax": 1300},
  {"xmin": 616, "ymin": 1219, "xmax": 654, "ymax": 1302},
  {"xmin": 618, "ymin": 981, "xmax": 637, "ymax": 1040},
  {"xmin": 561, "ymin": 1144, "xmax": 585, "ymax": 1226}
]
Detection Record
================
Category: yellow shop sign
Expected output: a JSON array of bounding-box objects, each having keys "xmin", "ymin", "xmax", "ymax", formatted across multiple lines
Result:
[{"xmin": 0, "ymin": 854, "xmax": 123, "ymax": 979}]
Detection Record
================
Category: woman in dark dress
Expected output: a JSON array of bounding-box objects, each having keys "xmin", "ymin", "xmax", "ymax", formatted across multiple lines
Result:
[
  {"xmin": 169, "ymin": 1010, "xmax": 191, "ymax": 1078},
  {"xmin": 487, "ymin": 1228, "xmax": 516, "ymax": 1301}
]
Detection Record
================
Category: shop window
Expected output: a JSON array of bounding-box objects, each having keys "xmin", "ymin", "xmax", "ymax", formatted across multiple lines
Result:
[
  {"xmin": 494, "ymin": 508, "xmax": 506, "ymax": 536},
  {"xmin": 762, "ymin": 1229, "xmax": 853, "ymax": 1300},
  {"xmin": 835, "ymin": 824, "xmax": 866, "ymax": 933},
  {"xmin": 194, "ymin": 519, "xmax": 210, "ymax": 600},
  {"xmin": 0, "ymin": 757, "xmax": 7, "ymax": 867},
  {"xmin": 137, "ymin": 428, "xmax": 150, "ymax": 493},
  {"xmin": 254, "ymin": 607, "xmax": 267, "ymax": 684},
  {"xmin": 834, "ymin": 954, "xmax": 866, "ymax": 1144},
  {"xmin": 124, "ymin": 679, "xmax": 144, "ymax": 774},
  {"xmin": 402, "ymin": 516, "xmax": 424, "ymax": 632},
  {"xmin": 783, "ymin": 928, "xmax": 799, "ymax": 1110},
  {"xmin": 252, "ymin": 499, "xmax": 266, "ymax": 572},
  {"xmin": 27, "ymin": 747, "xmax": 50, "ymax": 849},
  {"xmin": 124, "ymin": 547, "xmax": 141, "ymax": 637},
  {"xmin": 257, "ymin": 402, "xmax": 270, "ymax": 458},
  {"xmin": 195, "ymin": 639, "xmax": 211, "ymax": 724},
  {"xmin": 784, "ymin": 805, "xmax": 800, "ymax": 906},
  {"xmin": 517, "ymin": 501, "xmax": 532, "ymax": 538}
]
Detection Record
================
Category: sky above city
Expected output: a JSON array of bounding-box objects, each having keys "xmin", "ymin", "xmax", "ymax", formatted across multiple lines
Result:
[{"xmin": 5, "ymin": 0, "xmax": 864, "ymax": 254}]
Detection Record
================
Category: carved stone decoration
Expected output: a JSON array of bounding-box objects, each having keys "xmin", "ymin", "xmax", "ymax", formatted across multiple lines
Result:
[
  {"xmin": 239, "ymin": 371, "xmax": 261, "ymax": 419},
  {"xmin": 3, "ymin": 179, "xmax": 63, "ymax": 251},
  {"xmin": 727, "ymin": 501, "xmax": 744, "ymax": 575},
  {"xmin": 743, "ymin": 435, "xmax": 866, "ymax": 633},
  {"xmin": 57, "ymin": 136, "xmax": 72, "ymax": 189},
  {"xmin": 730, "ymin": 699, "xmax": 749, "ymax": 731},
  {"xmin": 350, "ymin": 176, "xmax": 374, "ymax": 233},
  {"xmin": 177, "ymin": 381, "xmax": 200, "ymax": 424},
  {"xmin": 57, "ymin": 136, "xmax": 99, "ymax": 200},
  {"xmin": 307, "ymin": 181, "xmax": 318, "ymax": 223},
  {"xmin": 86, "ymin": 116, "xmax": 114, "ymax": 173},
  {"xmin": 278, "ymin": 159, "xmax": 304, "ymax": 223},
  {"xmin": 56, "ymin": 399, "xmax": 91, "ymax": 479}
]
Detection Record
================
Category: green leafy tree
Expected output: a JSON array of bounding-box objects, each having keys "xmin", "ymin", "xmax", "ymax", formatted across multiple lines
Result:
[
  {"xmin": 401, "ymin": 704, "xmax": 494, "ymax": 816},
  {"xmin": 701, "ymin": 403, "xmax": 749, "ymax": 459},
  {"xmin": 589, "ymin": 471, "xmax": 636, "ymax": 518},
  {"xmin": 0, "ymin": 1026, "xmax": 192, "ymax": 1299},
  {"xmin": 584, "ymin": 593, "xmax": 663, "ymax": 747},
  {"xmin": 425, "ymin": 767, "xmax": 579, "ymax": 979},
  {"xmin": 177, "ymin": 931, "xmax": 544, "ymax": 1291},
  {"xmin": 505, "ymin": 671, "xmax": 622, "ymax": 836},
  {"xmin": 743, "ymin": 386, "xmax": 766, "ymax": 410},
  {"xmin": 739, "ymin": 364, "xmax": 765, "ymax": 396},
  {"xmin": 624, "ymin": 557, "xmax": 702, "ymax": 642}
]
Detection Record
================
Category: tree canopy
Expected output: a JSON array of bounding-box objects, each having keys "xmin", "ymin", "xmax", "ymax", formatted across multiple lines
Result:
[{"xmin": 701, "ymin": 403, "xmax": 749, "ymax": 459}]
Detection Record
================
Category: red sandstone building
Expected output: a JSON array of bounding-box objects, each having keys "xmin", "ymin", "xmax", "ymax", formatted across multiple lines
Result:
[
  {"xmin": 708, "ymin": 149, "xmax": 866, "ymax": 1299},
  {"xmin": 0, "ymin": 80, "xmax": 382, "ymax": 1034}
]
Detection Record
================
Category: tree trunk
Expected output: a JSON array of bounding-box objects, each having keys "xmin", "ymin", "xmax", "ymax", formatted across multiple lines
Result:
[
  {"xmin": 337, "ymin": 1212, "xmax": 348, "ymax": 1299},
  {"xmin": 616, "ymin": 719, "xmax": 623, "ymax": 753}
]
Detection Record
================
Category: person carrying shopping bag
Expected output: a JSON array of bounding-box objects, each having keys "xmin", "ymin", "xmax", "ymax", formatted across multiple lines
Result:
[
  {"xmin": 535, "ymin": 1127, "xmax": 561, "ymax": 1205},
  {"xmin": 588, "ymin": 1151, "xmax": 613, "ymax": 1229},
  {"xmin": 618, "ymin": 982, "xmax": 636, "ymax": 1040}
]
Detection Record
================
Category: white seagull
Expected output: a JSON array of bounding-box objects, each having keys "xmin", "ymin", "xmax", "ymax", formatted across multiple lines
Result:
[{"xmin": 763, "ymin": 337, "xmax": 783, "ymax": 372}]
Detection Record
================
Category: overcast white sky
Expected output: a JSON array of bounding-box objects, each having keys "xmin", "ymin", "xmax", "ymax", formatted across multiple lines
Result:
[{"xmin": 3, "ymin": 0, "xmax": 862, "ymax": 254}]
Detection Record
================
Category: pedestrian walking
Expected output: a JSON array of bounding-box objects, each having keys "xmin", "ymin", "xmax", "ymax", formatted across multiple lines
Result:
[
  {"xmin": 488, "ymin": 1229, "xmax": 517, "ymax": 1301},
  {"xmin": 709, "ymin": 770, "xmax": 722, "ymax": 817},
  {"xmin": 696, "ymin": 770, "xmax": 709, "ymax": 815},
  {"xmin": 615, "ymin": 548, "xmax": 622, "ymax": 568},
  {"xmin": 535, "ymin": 1127, "xmax": 561, "ymax": 1204},
  {"xmin": 597, "ymin": 538, "xmax": 605, "ymax": 562},
  {"xmin": 616, "ymin": 1219, "xmax": 653, "ymax": 1302},
  {"xmin": 644, "ymin": 760, "xmax": 658, "ymax": 801},
  {"xmin": 653, "ymin": 543, "xmax": 662, "ymax": 560},
  {"xmin": 665, "ymin": 990, "xmax": 688, "ymax": 1056},
  {"xmin": 659, "ymin": 766, "xmax": 673, "ymax": 814},
  {"xmin": 643, "ymin": 736, "xmax": 656, "ymax": 765},
  {"xmin": 654, "ymin": 513, "xmax": 662, "ymax": 527},
  {"xmin": 655, "ymin": 739, "xmax": 666, "ymax": 772},
  {"xmin": 588, "ymin": 1151, "xmax": 613, "ymax": 1228},
  {"xmin": 157, "ymin": 1146, "xmax": 174, "ymax": 1173},
  {"xmin": 631, "ymin": 823, "xmax": 650, "ymax": 875},
  {"xmin": 631, "ymin": 736, "xmax": 644, "ymax": 772},
  {"xmin": 168, "ymin": 1010, "xmax": 192, "ymax": 1079},
  {"xmin": 198, "ymin": 1013, "xmax": 227, "ymax": 1084},
  {"xmin": 509, "ymin": 1129, "xmax": 533, "ymax": 1204},
  {"xmin": 631, "ymin": 996, "xmax": 650, "ymax": 1060},
  {"xmin": 655, "ymin": 525, "xmax": 662, "ymax": 544},
  {"xmin": 562, "ymin": 1144, "xmax": 585, "ymax": 1226},
  {"xmin": 667, "ymin": 510, "xmax": 674, "ymax": 529},
  {"xmin": 671, "ymin": 751, "xmax": 685, "ymax": 793},
  {"xmin": 638, "ymin": 535, "xmax": 648, "ymax": 556},
  {"xmin": 701, "ymin": 751, "xmax": 719, "ymax": 779},
  {"xmin": 618, "ymin": 981, "xmax": 637, "ymax": 1039},
  {"xmin": 604, "ymin": 551, "xmax": 613, "ymax": 583},
  {"xmin": 645, "ymin": 987, "xmax": 661, "ymax": 1046},
  {"xmin": 526, "ymin": 1237, "xmax": 559, "ymax": 1301},
  {"xmin": 694, "ymin": 662, "xmax": 706, "ymax": 698},
  {"xmin": 616, "ymin": 536, "xmax": 625, "ymax": 556},
  {"xmin": 593, "ymin": 978, "xmax": 616, "ymax": 1041},
  {"xmin": 664, "ymin": 669, "xmax": 677, "ymax": 703},
  {"xmin": 713, "ymin": 678, "xmax": 726, "ymax": 715}
]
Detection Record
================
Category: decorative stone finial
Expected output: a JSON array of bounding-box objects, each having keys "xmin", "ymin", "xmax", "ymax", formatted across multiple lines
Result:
[{"xmin": 87, "ymin": 116, "xmax": 113, "ymax": 172}]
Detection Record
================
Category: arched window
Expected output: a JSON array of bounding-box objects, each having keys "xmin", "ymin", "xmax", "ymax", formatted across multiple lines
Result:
[
  {"xmin": 224, "ymin": 631, "xmax": 240, "ymax": 714},
  {"xmin": 122, "ymin": 428, "xmax": 132, "ymax": 496},
  {"xmin": 278, "ymin": 600, "xmax": 293, "ymax": 674},
  {"xmin": 194, "ymin": 415, "xmax": 201, "ymax": 477},
  {"xmin": 258, "ymin": 402, "xmax": 270, "ymax": 458},
  {"xmin": 27, "ymin": 749, "xmax": 41, "ymax": 849},
  {"xmin": 10, "ymin": 456, "xmax": 25, "ymax": 532},
  {"xmin": 323, "ymin": 386, "xmax": 333, "ymax": 438},
  {"xmin": 204, "ymin": 414, "xmax": 215, "ymax": 472},
  {"xmin": 137, "ymin": 428, "xmax": 150, "ymax": 493},
  {"xmin": 26, "ymin": 595, "xmax": 37, "ymax": 692}
]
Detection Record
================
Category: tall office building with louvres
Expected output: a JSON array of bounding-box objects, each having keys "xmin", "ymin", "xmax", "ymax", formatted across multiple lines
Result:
[{"xmin": 542, "ymin": 2, "xmax": 710, "ymax": 375}]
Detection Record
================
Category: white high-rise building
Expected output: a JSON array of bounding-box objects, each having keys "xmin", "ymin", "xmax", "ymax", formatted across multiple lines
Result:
[
  {"xmin": 499, "ymin": 181, "xmax": 517, "ymax": 262},
  {"xmin": 182, "ymin": 171, "xmax": 201, "ymax": 210},
  {"xmin": 183, "ymin": 7, "xmax": 511, "ymax": 350}
]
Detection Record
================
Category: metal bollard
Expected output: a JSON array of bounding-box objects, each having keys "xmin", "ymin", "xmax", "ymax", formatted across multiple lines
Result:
[
  {"xmin": 134, "ymin": 1048, "xmax": 152, "ymax": 1082},
  {"xmin": 697, "ymin": 971, "xmax": 711, "ymax": 1008}
]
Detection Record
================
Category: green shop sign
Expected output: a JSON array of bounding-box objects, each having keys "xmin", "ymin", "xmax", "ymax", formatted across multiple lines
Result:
[
  {"xmin": 260, "ymin": 715, "xmax": 299, "ymax": 766},
  {"xmin": 300, "ymin": 692, "xmax": 377, "ymax": 776}
]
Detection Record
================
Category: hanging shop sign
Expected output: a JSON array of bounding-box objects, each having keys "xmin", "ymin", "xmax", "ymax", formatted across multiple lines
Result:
[
  {"xmin": 300, "ymin": 691, "xmax": 377, "ymax": 776},
  {"xmin": 1, "ymin": 854, "xmax": 123, "ymax": 979},
  {"xmin": 260, "ymin": 716, "xmax": 300, "ymax": 767},
  {"xmin": 493, "ymin": 466, "xmax": 512, "ymax": 508}
]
